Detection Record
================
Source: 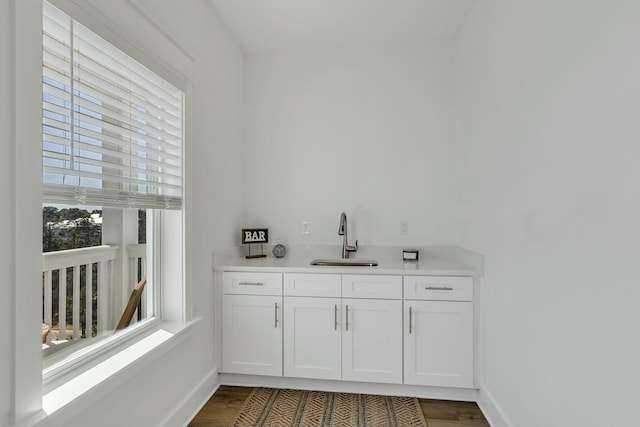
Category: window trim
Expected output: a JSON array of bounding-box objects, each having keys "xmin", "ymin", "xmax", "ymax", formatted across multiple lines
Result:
[
  {"xmin": 9, "ymin": 0, "xmax": 194, "ymax": 424},
  {"xmin": 40, "ymin": 0, "xmax": 188, "ymax": 393},
  {"xmin": 46, "ymin": 0, "xmax": 189, "ymax": 92}
]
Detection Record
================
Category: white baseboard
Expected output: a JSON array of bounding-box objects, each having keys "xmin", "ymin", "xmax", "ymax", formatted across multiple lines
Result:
[
  {"xmin": 476, "ymin": 385, "xmax": 512, "ymax": 427},
  {"xmin": 162, "ymin": 369, "xmax": 220, "ymax": 427}
]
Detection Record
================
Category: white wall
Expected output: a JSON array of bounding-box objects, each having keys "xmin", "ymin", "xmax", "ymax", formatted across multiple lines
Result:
[
  {"xmin": 125, "ymin": 0, "xmax": 246, "ymax": 328},
  {"xmin": 244, "ymin": 44, "xmax": 458, "ymax": 248},
  {"xmin": 1, "ymin": 4, "xmax": 13, "ymax": 424},
  {"xmin": 455, "ymin": 0, "xmax": 640, "ymax": 425},
  {"xmin": 4, "ymin": 1, "xmax": 245, "ymax": 426}
]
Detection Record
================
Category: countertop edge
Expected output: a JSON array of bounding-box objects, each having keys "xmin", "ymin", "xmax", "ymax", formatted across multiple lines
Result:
[
  {"xmin": 212, "ymin": 245, "xmax": 483, "ymax": 277},
  {"xmin": 214, "ymin": 265, "xmax": 478, "ymax": 276}
]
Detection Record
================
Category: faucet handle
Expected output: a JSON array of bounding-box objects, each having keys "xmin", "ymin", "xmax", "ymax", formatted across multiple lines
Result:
[{"xmin": 346, "ymin": 240, "xmax": 358, "ymax": 253}]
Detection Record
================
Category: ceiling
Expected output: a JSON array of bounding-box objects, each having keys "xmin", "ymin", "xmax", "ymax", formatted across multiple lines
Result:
[{"xmin": 208, "ymin": 0, "xmax": 474, "ymax": 52}]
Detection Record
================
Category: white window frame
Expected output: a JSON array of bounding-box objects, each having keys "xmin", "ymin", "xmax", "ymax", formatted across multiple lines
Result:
[
  {"xmin": 40, "ymin": 0, "xmax": 188, "ymax": 391},
  {"xmin": 9, "ymin": 1, "xmax": 193, "ymax": 425}
]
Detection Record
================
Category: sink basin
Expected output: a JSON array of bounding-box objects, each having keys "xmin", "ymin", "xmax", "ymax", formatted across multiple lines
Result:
[{"xmin": 310, "ymin": 259, "xmax": 378, "ymax": 267}]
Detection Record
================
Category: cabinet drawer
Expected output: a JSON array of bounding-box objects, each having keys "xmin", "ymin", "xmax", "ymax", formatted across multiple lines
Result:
[
  {"xmin": 341, "ymin": 275, "xmax": 402, "ymax": 299},
  {"xmin": 284, "ymin": 273, "xmax": 341, "ymax": 297},
  {"xmin": 403, "ymin": 276, "xmax": 472, "ymax": 301},
  {"xmin": 223, "ymin": 272, "xmax": 282, "ymax": 295}
]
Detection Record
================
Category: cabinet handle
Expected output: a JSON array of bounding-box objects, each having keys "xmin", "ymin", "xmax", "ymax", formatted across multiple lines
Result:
[
  {"xmin": 239, "ymin": 281, "xmax": 264, "ymax": 286},
  {"xmin": 409, "ymin": 306, "xmax": 413, "ymax": 334},
  {"xmin": 424, "ymin": 286, "xmax": 453, "ymax": 291},
  {"xmin": 274, "ymin": 302, "xmax": 278, "ymax": 328},
  {"xmin": 345, "ymin": 305, "xmax": 349, "ymax": 331},
  {"xmin": 334, "ymin": 304, "xmax": 338, "ymax": 331}
]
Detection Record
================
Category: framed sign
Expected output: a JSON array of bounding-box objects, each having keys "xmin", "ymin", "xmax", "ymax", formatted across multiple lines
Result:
[{"xmin": 242, "ymin": 228, "xmax": 269, "ymax": 244}]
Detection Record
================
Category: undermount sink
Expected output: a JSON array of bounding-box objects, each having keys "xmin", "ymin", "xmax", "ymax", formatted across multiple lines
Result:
[{"xmin": 310, "ymin": 259, "xmax": 378, "ymax": 267}]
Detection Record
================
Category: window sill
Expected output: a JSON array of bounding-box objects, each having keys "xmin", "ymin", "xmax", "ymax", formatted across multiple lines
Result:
[
  {"xmin": 27, "ymin": 318, "xmax": 200, "ymax": 427},
  {"xmin": 43, "ymin": 316, "xmax": 162, "ymax": 384}
]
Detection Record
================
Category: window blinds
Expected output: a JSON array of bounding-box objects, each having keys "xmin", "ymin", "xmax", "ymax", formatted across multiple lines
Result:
[{"xmin": 42, "ymin": 2, "xmax": 184, "ymax": 210}]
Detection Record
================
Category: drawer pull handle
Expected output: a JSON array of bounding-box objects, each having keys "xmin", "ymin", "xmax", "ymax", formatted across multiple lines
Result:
[
  {"xmin": 424, "ymin": 286, "xmax": 453, "ymax": 291},
  {"xmin": 239, "ymin": 282, "xmax": 264, "ymax": 286},
  {"xmin": 334, "ymin": 304, "xmax": 338, "ymax": 331}
]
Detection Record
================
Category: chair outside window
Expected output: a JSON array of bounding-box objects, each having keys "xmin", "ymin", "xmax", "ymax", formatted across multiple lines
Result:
[{"xmin": 116, "ymin": 277, "xmax": 147, "ymax": 330}]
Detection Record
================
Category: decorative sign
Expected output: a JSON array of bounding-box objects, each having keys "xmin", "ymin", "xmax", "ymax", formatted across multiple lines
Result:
[
  {"xmin": 242, "ymin": 228, "xmax": 269, "ymax": 259},
  {"xmin": 242, "ymin": 228, "xmax": 269, "ymax": 244}
]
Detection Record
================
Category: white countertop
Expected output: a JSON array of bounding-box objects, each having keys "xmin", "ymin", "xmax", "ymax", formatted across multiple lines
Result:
[{"xmin": 214, "ymin": 245, "xmax": 483, "ymax": 276}]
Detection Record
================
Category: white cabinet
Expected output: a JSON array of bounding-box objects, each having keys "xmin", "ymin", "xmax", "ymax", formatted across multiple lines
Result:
[
  {"xmin": 222, "ymin": 272, "xmax": 283, "ymax": 376},
  {"xmin": 404, "ymin": 276, "xmax": 473, "ymax": 388},
  {"xmin": 341, "ymin": 275, "xmax": 402, "ymax": 384},
  {"xmin": 282, "ymin": 273, "xmax": 402, "ymax": 384},
  {"xmin": 283, "ymin": 296, "xmax": 341, "ymax": 380},
  {"xmin": 342, "ymin": 298, "xmax": 402, "ymax": 384},
  {"xmin": 222, "ymin": 294, "xmax": 282, "ymax": 376},
  {"xmin": 220, "ymin": 270, "xmax": 476, "ymax": 389}
]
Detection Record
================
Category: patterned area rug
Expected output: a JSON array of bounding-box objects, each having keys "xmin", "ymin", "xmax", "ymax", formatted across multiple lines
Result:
[{"xmin": 231, "ymin": 388, "xmax": 428, "ymax": 427}]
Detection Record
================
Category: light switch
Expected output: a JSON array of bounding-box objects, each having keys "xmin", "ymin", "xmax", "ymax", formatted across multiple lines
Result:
[
  {"xmin": 400, "ymin": 221, "xmax": 409, "ymax": 235},
  {"xmin": 301, "ymin": 221, "xmax": 311, "ymax": 235}
]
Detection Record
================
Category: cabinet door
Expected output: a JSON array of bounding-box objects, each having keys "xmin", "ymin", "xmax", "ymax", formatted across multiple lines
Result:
[
  {"xmin": 404, "ymin": 300, "xmax": 473, "ymax": 388},
  {"xmin": 222, "ymin": 295, "xmax": 282, "ymax": 376},
  {"xmin": 342, "ymin": 299, "xmax": 402, "ymax": 384},
  {"xmin": 284, "ymin": 297, "xmax": 341, "ymax": 380}
]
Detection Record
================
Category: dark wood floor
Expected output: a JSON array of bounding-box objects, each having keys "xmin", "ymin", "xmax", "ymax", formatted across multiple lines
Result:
[{"xmin": 188, "ymin": 385, "xmax": 490, "ymax": 427}]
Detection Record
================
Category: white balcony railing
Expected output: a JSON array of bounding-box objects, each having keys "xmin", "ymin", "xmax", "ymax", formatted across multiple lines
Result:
[
  {"xmin": 43, "ymin": 245, "xmax": 118, "ymax": 344},
  {"xmin": 42, "ymin": 244, "xmax": 147, "ymax": 346}
]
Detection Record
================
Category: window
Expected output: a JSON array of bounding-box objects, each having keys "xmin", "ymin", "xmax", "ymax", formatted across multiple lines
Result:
[{"xmin": 41, "ymin": 1, "xmax": 184, "ymax": 370}]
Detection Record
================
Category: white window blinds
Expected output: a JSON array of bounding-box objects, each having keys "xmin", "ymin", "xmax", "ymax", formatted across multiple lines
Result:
[{"xmin": 42, "ymin": 2, "xmax": 184, "ymax": 210}]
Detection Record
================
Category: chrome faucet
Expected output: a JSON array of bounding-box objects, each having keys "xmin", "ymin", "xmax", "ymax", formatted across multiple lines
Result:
[{"xmin": 338, "ymin": 212, "xmax": 358, "ymax": 259}]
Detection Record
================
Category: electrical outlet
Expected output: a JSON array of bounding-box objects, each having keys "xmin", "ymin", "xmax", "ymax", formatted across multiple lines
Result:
[
  {"xmin": 400, "ymin": 221, "xmax": 409, "ymax": 235},
  {"xmin": 301, "ymin": 221, "xmax": 311, "ymax": 235}
]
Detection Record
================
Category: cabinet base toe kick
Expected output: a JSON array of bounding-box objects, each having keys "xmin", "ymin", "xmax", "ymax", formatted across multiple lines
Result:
[{"xmin": 219, "ymin": 373, "xmax": 480, "ymax": 402}]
